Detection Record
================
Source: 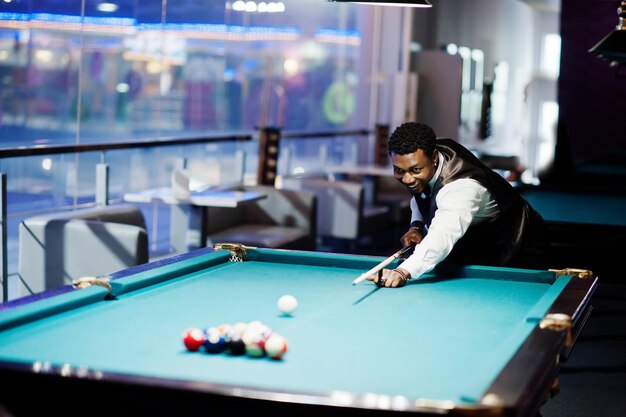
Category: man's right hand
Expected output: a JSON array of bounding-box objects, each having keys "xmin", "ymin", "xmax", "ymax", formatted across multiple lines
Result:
[{"xmin": 401, "ymin": 226, "xmax": 425, "ymax": 246}]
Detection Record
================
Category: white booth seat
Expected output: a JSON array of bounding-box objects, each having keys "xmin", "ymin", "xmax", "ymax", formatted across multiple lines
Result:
[
  {"xmin": 204, "ymin": 185, "xmax": 317, "ymax": 251},
  {"xmin": 279, "ymin": 176, "xmax": 389, "ymax": 246},
  {"xmin": 374, "ymin": 175, "xmax": 412, "ymax": 225},
  {"xmin": 18, "ymin": 204, "xmax": 149, "ymax": 297}
]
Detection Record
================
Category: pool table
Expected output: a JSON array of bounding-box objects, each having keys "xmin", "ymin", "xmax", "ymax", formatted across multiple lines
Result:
[
  {"xmin": 519, "ymin": 185, "xmax": 626, "ymax": 280},
  {"xmin": 0, "ymin": 245, "xmax": 597, "ymax": 417}
]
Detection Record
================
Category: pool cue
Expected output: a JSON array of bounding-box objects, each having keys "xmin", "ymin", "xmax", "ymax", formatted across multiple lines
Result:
[{"xmin": 352, "ymin": 244, "xmax": 414, "ymax": 285}]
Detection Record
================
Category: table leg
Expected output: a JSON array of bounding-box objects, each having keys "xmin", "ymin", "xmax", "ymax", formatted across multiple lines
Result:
[
  {"xmin": 170, "ymin": 204, "xmax": 192, "ymax": 253},
  {"xmin": 200, "ymin": 207, "xmax": 209, "ymax": 248},
  {"xmin": 362, "ymin": 176, "xmax": 375, "ymax": 207},
  {"xmin": 170, "ymin": 205, "xmax": 209, "ymax": 252}
]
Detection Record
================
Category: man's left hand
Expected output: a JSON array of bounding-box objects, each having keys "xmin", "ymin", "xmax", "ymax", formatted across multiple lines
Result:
[{"xmin": 366, "ymin": 268, "xmax": 411, "ymax": 288}]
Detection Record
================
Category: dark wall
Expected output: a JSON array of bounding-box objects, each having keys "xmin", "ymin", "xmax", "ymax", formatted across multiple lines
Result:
[{"xmin": 551, "ymin": 0, "xmax": 626, "ymax": 184}]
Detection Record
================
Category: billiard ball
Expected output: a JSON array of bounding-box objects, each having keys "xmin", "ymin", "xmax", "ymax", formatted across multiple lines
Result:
[
  {"xmin": 242, "ymin": 329, "xmax": 266, "ymax": 358},
  {"xmin": 247, "ymin": 320, "xmax": 265, "ymax": 331},
  {"xmin": 247, "ymin": 321, "xmax": 272, "ymax": 338},
  {"xmin": 227, "ymin": 333, "xmax": 246, "ymax": 355},
  {"xmin": 229, "ymin": 322, "xmax": 249, "ymax": 337},
  {"xmin": 264, "ymin": 333, "xmax": 288, "ymax": 360},
  {"xmin": 182, "ymin": 328, "xmax": 205, "ymax": 352},
  {"xmin": 277, "ymin": 295, "xmax": 298, "ymax": 315},
  {"xmin": 216, "ymin": 323, "xmax": 232, "ymax": 336},
  {"xmin": 203, "ymin": 327, "xmax": 227, "ymax": 354}
]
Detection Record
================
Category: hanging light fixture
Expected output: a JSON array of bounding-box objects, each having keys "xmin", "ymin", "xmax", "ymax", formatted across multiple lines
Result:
[
  {"xmin": 589, "ymin": 1, "xmax": 626, "ymax": 66},
  {"xmin": 326, "ymin": 0, "xmax": 432, "ymax": 7}
]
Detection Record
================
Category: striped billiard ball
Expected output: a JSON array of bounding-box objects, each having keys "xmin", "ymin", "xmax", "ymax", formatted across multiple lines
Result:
[{"xmin": 264, "ymin": 333, "xmax": 288, "ymax": 360}]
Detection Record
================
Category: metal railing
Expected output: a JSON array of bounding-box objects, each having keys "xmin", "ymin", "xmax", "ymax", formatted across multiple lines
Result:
[{"xmin": 0, "ymin": 134, "xmax": 254, "ymax": 159}]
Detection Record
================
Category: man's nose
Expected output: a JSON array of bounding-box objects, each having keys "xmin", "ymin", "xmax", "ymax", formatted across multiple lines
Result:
[{"xmin": 402, "ymin": 172, "xmax": 413, "ymax": 183}]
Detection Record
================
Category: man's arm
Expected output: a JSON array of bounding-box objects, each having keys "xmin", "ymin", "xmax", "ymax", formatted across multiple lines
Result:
[
  {"xmin": 400, "ymin": 199, "xmax": 426, "ymax": 246},
  {"xmin": 398, "ymin": 179, "xmax": 489, "ymax": 280}
]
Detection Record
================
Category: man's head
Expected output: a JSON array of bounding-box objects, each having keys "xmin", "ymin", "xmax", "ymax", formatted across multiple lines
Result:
[{"xmin": 388, "ymin": 122, "xmax": 439, "ymax": 196}]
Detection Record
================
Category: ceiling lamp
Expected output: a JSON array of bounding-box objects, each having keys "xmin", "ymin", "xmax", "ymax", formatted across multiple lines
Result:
[
  {"xmin": 589, "ymin": 1, "xmax": 626, "ymax": 66},
  {"xmin": 326, "ymin": 0, "xmax": 432, "ymax": 7}
]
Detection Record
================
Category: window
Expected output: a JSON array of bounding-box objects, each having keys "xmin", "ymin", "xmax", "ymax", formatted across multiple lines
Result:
[{"xmin": 541, "ymin": 33, "xmax": 561, "ymax": 78}]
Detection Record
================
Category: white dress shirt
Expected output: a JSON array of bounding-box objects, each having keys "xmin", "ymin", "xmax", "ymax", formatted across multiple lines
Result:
[{"xmin": 398, "ymin": 152, "xmax": 499, "ymax": 279}]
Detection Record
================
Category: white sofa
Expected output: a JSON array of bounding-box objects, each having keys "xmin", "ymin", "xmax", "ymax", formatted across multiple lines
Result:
[{"xmin": 18, "ymin": 204, "xmax": 149, "ymax": 297}]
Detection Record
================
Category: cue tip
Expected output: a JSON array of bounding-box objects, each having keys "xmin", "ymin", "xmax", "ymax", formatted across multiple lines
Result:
[{"xmin": 352, "ymin": 275, "xmax": 368, "ymax": 285}]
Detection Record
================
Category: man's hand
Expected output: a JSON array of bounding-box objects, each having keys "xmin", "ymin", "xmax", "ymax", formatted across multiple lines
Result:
[
  {"xmin": 401, "ymin": 226, "xmax": 425, "ymax": 246},
  {"xmin": 366, "ymin": 268, "xmax": 411, "ymax": 288}
]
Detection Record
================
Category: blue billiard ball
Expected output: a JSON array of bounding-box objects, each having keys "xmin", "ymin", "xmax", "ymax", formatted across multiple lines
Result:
[{"xmin": 203, "ymin": 327, "xmax": 227, "ymax": 354}]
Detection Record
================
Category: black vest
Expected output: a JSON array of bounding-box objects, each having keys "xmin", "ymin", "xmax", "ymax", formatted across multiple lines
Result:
[{"xmin": 417, "ymin": 139, "xmax": 547, "ymax": 268}]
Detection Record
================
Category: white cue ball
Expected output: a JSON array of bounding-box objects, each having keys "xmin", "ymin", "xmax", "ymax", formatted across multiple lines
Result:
[{"xmin": 277, "ymin": 294, "xmax": 298, "ymax": 315}]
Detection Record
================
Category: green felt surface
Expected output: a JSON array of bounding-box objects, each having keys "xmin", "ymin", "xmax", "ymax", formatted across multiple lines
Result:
[
  {"xmin": 0, "ymin": 249, "xmax": 568, "ymax": 405},
  {"xmin": 521, "ymin": 189, "xmax": 626, "ymax": 227}
]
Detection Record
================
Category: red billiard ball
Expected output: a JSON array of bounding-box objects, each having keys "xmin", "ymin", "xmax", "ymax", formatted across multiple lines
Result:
[{"xmin": 182, "ymin": 328, "xmax": 205, "ymax": 352}]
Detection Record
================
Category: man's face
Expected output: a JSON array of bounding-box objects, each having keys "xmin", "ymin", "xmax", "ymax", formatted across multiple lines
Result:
[{"xmin": 391, "ymin": 149, "xmax": 438, "ymax": 196}]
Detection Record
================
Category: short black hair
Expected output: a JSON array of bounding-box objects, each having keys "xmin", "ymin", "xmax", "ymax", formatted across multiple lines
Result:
[{"xmin": 388, "ymin": 122, "xmax": 436, "ymax": 156}]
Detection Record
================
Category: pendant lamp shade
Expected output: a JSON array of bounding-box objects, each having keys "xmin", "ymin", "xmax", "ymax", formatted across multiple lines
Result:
[
  {"xmin": 589, "ymin": 1, "xmax": 626, "ymax": 65},
  {"xmin": 327, "ymin": 0, "xmax": 432, "ymax": 7}
]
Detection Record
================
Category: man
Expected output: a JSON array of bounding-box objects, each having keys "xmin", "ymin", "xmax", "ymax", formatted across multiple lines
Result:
[{"xmin": 368, "ymin": 122, "xmax": 548, "ymax": 288}]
